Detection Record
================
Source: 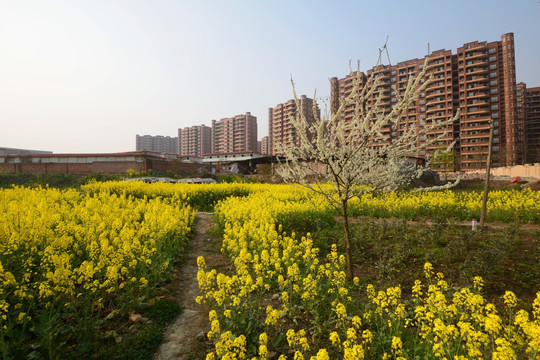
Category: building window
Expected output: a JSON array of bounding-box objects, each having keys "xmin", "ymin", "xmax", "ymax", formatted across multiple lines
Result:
[
  {"xmin": 489, "ymin": 56, "xmax": 496, "ymax": 62},
  {"xmin": 490, "ymin": 80, "xmax": 498, "ymax": 86}
]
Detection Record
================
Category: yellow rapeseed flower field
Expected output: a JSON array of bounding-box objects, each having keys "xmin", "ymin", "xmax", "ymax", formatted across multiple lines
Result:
[
  {"xmin": 2, "ymin": 181, "xmax": 539, "ymax": 358},
  {"xmin": 195, "ymin": 186, "xmax": 540, "ymax": 359},
  {"xmin": 0, "ymin": 186, "xmax": 194, "ymax": 358}
]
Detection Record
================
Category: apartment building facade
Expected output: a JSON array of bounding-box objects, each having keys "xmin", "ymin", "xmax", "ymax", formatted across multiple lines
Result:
[
  {"xmin": 136, "ymin": 134, "xmax": 178, "ymax": 154},
  {"xmin": 268, "ymin": 95, "xmax": 319, "ymax": 156},
  {"xmin": 456, "ymin": 33, "xmax": 518, "ymax": 169},
  {"xmin": 516, "ymin": 83, "xmax": 527, "ymax": 164},
  {"xmin": 260, "ymin": 136, "xmax": 270, "ymax": 155},
  {"xmin": 525, "ymin": 86, "xmax": 540, "ymax": 163},
  {"xmin": 177, "ymin": 124, "xmax": 212, "ymax": 157},
  {"xmin": 329, "ymin": 33, "xmax": 520, "ymax": 171},
  {"xmin": 211, "ymin": 112, "xmax": 258, "ymax": 154}
]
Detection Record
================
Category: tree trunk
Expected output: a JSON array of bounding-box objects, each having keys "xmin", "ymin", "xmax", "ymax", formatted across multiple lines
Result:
[
  {"xmin": 341, "ymin": 200, "xmax": 354, "ymax": 280},
  {"xmin": 480, "ymin": 120, "xmax": 495, "ymax": 227}
]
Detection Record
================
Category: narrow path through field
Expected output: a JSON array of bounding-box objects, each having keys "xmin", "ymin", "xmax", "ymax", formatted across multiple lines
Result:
[{"xmin": 154, "ymin": 212, "xmax": 226, "ymax": 360}]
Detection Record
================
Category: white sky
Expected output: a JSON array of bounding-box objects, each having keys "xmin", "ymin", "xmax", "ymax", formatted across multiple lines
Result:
[{"xmin": 1, "ymin": 0, "xmax": 539, "ymax": 153}]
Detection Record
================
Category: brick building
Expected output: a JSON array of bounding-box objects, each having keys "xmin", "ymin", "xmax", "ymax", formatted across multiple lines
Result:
[
  {"xmin": 330, "ymin": 33, "xmax": 522, "ymax": 171},
  {"xmin": 525, "ymin": 87, "xmax": 540, "ymax": 163},
  {"xmin": 211, "ymin": 113, "xmax": 258, "ymax": 154},
  {"xmin": 177, "ymin": 124, "xmax": 212, "ymax": 157},
  {"xmin": 268, "ymin": 95, "xmax": 319, "ymax": 156},
  {"xmin": 260, "ymin": 136, "xmax": 270, "ymax": 155}
]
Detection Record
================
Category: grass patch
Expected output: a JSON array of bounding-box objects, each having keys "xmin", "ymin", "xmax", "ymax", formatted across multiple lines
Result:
[
  {"xmin": 96, "ymin": 298, "xmax": 182, "ymax": 360},
  {"xmin": 292, "ymin": 217, "xmax": 539, "ymax": 304}
]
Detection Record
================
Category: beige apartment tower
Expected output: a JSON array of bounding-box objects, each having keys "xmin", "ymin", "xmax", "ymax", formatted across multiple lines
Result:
[
  {"xmin": 136, "ymin": 134, "xmax": 178, "ymax": 154},
  {"xmin": 211, "ymin": 113, "xmax": 258, "ymax": 154},
  {"xmin": 178, "ymin": 125, "xmax": 212, "ymax": 157}
]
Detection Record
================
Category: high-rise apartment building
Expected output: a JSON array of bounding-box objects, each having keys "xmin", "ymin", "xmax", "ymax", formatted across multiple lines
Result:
[
  {"xmin": 525, "ymin": 86, "xmax": 540, "ymax": 163},
  {"xmin": 178, "ymin": 125, "xmax": 212, "ymax": 157},
  {"xmin": 516, "ymin": 82, "xmax": 528, "ymax": 164},
  {"xmin": 457, "ymin": 33, "xmax": 517, "ymax": 169},
  {"xmin": 212, "ymin": 112, "xmax": 258, "ymax": 154},
  {"xmin": 269, "ymin": 95, "xmax": 319, "ymax": 156},
  {"xmin": 260, "ymin": 136, "xmax": 270, "ymax": 155},
  {"xmin": 330, "ymin": 33, "xmax": 520, "ymax": 170},
  {"xmin": 136, "ymin": 134, "xmax": 178, "ymax": 154}
]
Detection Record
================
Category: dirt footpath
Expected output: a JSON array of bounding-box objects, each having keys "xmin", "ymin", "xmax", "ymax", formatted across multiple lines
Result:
[{"xmin": 154, "ymin": 212, "xmax": 226, "ymax": 360}]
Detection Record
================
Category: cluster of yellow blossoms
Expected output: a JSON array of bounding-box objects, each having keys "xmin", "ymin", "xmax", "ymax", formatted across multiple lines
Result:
[
  {"xmin": 196, "ymin": 187, "xmax": 540, "ymax": 359},
  {"xmin": 351, "ymin": 188, "xmax": 540, "ymax": 223},
  {"xmin": 0, "ymin": 186, "xmax": 194, "ymax": 356},
  {"xmin": 88, "ymin": 181, "xmax": 540, "ymax": 224}
]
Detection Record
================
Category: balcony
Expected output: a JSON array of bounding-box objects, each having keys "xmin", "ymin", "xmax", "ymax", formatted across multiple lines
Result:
[
  {"xmin": 426, "ymin": 105, "xmax": 447, "ymax": 114},
  {"xmin": 466, "ymin": 75, "xmax": 488, "ymax": 82},
  {"xmin": 461, "ymin": 122, "xmax": 491, "ymax": 131},
  {"xmin": 465, "ymin": 67, "xmax": 489, "ymax": 75},
  {"xmin": 467, "ymin": 99, "xmax": 489, "ymax": 107},
  {"xmin": 467, "ymin": 106, "xmax": 490, "ymax": 115},
  {"xmin": 466, "ymin": 82, "xmax": 489, "ymax": 91},
  {"xmin": 429, "ymin": 81, "xmax": 446, "ymax": 90},
  {"xmin": 429, "ymin": 97, "xmax": 446, "ymax": 105},
  {"xmin": 465, "ymin": 51, "xmax": 488, "ymax": 60},
  {"xmin": 426, "ymin": 60, "xmax": 445, "ymax": 70},
  {"xmin": 466, "ymin": 91, "xmax": 489, "ymax": 99},
  {"xmin": 425, "ymin": 89, "xmax": 446, "ymax": 99}
]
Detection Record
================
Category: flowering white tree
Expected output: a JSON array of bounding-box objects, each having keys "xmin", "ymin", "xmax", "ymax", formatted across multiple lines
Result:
[{"xmin": 278, "ymin": 52, "xmax": 460, "ymax": 280}]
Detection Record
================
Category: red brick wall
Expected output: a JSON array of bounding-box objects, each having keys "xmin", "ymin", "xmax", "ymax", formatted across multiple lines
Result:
[{"xmin": 0, "ymin": 161, "xmax": 146, "ymax": 174}]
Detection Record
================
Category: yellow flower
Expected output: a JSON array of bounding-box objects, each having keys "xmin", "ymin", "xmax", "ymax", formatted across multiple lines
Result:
[
  {"xmin": 503, "ymin": 291, "xmax": 518, "ymax": 308},
  {"xmin": 473, "ymin": 276, "xmax": 484, "ymax": 291},
  {"xmin": 391, "ymin": 336, "xmax": 402, "ymax": 350},
  {"xmin": 329, "ymin": 331, "xmax": 340, "ymax": 346},
  {"xmin": 259, "ymin": 332, "xmax": 268, "ymax": 346}
]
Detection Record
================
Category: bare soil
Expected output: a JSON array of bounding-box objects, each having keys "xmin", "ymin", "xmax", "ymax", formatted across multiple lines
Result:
[{"xmin": 154, "ymin": 212, "xmax": 227, "ymax": 360}]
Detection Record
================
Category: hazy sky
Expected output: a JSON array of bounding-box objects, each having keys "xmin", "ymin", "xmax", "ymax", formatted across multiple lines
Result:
[{"xmin": 1, "ymin": 1, "xmax": 539, "ymax": 154}]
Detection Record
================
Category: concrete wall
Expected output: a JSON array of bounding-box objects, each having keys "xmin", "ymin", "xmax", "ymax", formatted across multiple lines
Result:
[
  {"xmin": 447, "ymin": 163, "xmax": 540, "ymax": 180},
  {"xmin": 491, "ymin": 163, "xmax": 540, "ymax": 179}
]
